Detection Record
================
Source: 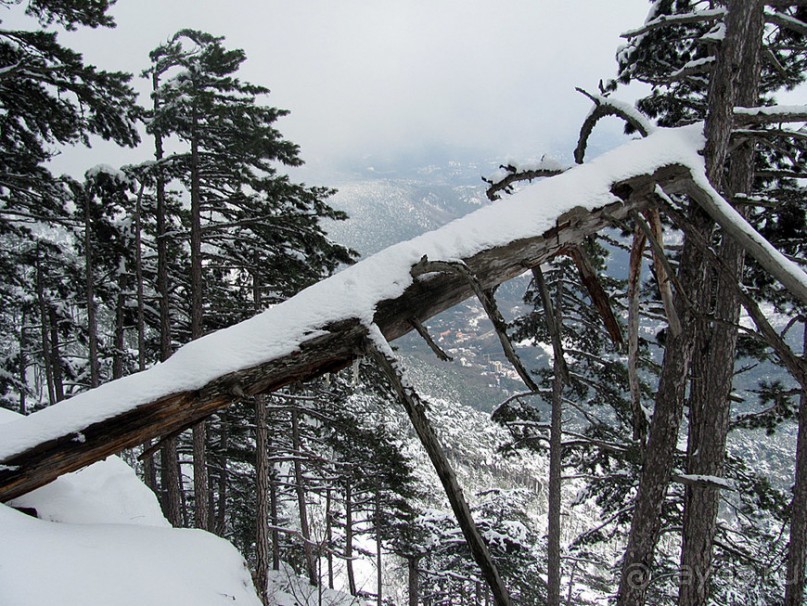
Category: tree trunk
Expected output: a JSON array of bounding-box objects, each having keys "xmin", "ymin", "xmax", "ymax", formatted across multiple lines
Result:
[
  {"xmin": 679, "ymin": 3, "xmax": 762, "ymax": 604},
  {"xmin": 84, "ymin": 188, "xmax": 99, "ymax": 389},
  {"xmin": 35, "ymin": 248, "xmax": 55, "ymax": 406},
  {"xmin": 618, "ymin": 3, "xmax": 759, "ymax": 604},
  {"xmin": 326, "ymin": 488, "xmax": 334, "ymax": 589},
  {"xmin": 616, "ymin": 216, "xmax": 706, "ymax": 605},
  {"xmin": 18, "ymin": 308, "xmax": 27, "ymax": 414},
  {"xmin": 784, "ymin": 324, "xmax": 807, "ymax": 606},
  {"xmin": 346, "ymin": 478, "xmax": 357, "ymax": 596},
  {"xmin": 376, "ymin": 487, "xmax": 383, "ymax": 606},
  {"xmin": 112, "ymin": 270, "xmax": 127, "ymax": 380},
  {"xmin": 134, "ymin": 183, "xmax": 156, "ymax": 490},
  {"xmin": 255, "ymin": 395, "xmax": 270, "ymax": 605},
  {"xmin": 408, "ymin": 557, "xmax": 420, "ymax": 606},
  {"xmin": 535, "ymin": 267, "xmax": 564, "ymax": 606},
  {"xmin": 47, "ymin": 306, "xmax": 64, "ymax": 402},
  {"xmin": 292, "ymin": 408, "xmax": 317, "ymax": 585},
  {"xmin": 189, "ymin": 101, "xmax": 209, "ymax": 531},
  {"xmin": 152, "ymin": 70, "xmax": 182, "ymax": 525},
  {"xmin": 269, "ymin": 451, "xmax": 281, "ymax": 571},
  {"xmin": 161, "ymin": 438, "xmax": 183, "ymax": 527}
]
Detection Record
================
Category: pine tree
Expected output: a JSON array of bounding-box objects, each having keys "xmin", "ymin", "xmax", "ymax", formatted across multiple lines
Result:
[
  {"xmin": 0, "ymin": 0, "xmax": 139, "ymax": 413},
  {"xmin": 143, "ymin": 29, "xmax": 355, "ymax": 532},
  {"xmin": 607, "ymin": 1, "xmax": 807, "ymax": 603}
]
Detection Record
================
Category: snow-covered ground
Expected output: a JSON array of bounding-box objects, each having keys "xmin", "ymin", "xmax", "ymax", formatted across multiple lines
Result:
[{"xmin": 0, "ymin": 407, "xmax": 263, "ymax": 606}]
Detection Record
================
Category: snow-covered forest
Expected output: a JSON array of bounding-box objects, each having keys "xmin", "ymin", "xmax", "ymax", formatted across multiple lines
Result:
[{"xmin": 1, "ymin": 1, "xmax": 807, "ymax": 605}]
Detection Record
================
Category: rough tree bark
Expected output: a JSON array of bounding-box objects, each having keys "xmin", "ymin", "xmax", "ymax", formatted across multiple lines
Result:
[
  {"xmin": 785, "ymin": 323, "xmax": 807, "ymax": 606},
  {"xmin": 616, "ymin": 2, "xmax": 759, "ymax": 604},
  {"xmin": 255, "ymin": 395, "xmax": 270, "ymax": 605},
  {"xmin": 679, "ymin": 3, "xmax": 762, "ymax": 605}
]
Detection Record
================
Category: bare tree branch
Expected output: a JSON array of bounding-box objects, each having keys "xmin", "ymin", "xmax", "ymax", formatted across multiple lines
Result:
[
  {"xmin": 483, "ymin": 163, "xmax": 565, "ymax": 201},
  {"xmin": 574, "ymin": 88, "xmax": 653, "ymax": 164},
  {"xmin": 411, "ymin": 257, "xmax": 539, "ymax": 392},
  {"xmin": 365, "ymin": 325, "xmax": 512, "ymax": 606},
  {"xmin": 410, "ymin": 317, "xmax": 453, "ymax": 362}
]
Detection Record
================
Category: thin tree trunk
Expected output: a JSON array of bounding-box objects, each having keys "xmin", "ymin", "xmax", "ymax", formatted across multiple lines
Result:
[
  {"xmin": 292, "ymin": 408, "xmax": 317, "ymax": 585},
  {"xmin": 409, "ymin": 557, "xmax": 420, "ymax": 606},
  {"xmin": 18, "ymin": 308, "xmax": 27, "ymax": 414},
  {"xmin": 84, "ymin": 188, "xmax": 99, "ymax": 389},
  {"xmin": 151, "ymin": 70, "xmax": 182, "ymax": 525},
  {"xmin": 326, "ymin": 488, "xmax": 334, "ymax": 589},
  {"xmin": 785, "ymin": 323, "xmax": 807, "ymax": 606},
  {"xmin": 134, "ymin": 183, "xmax": 156, "ymax": 490},
  {"xmin": 112, "ymin": 270, "xmax": 127, "ymax": 380},
  {"xmin": 535, "ymin": 267, "xmax": 564, "ymax": 606},
  {"xmin": 189, "ymin": 100, "xmax": 209, "ymax": 532},
  {"xmin": 346, "ymin": 478, "xmax": 357, "ymax": 596},
  {"xmin": 679, "ymin": 3, "xmax": 762, "ymax": 605},
  {"xmin": 35, "ymin": 248, "xmax": 55, "ymax": 406},
  {"xmin": 255, "ymin": 395, "xmax": 270, "ymax": 605},
  {"xmin": 47, "ymin": 306, "xmax": 64, "ymax": 402},
  {"xmin": 376, "ymin": 486, "xmax": 383, "ymax": 606},
  {"xmin": 216, "ymin": 424, "xmax": 228, "ymax": 536}
]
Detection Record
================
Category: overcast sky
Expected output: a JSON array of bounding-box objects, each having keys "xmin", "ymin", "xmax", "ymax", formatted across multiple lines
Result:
[{"xmin": 11, "ymin": 0, "xmax": 656, "ymax": 178}]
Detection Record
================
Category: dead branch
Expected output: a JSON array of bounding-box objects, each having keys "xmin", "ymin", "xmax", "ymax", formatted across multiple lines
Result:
[
  {"xmin": 532, "ymin": 266, "xmax": 570, "ymax": 382},
  {"xmin": 630, "ymin": 209, "xmax": 685, "ymax": 336},
  {"xmin": 679, "ymin": 176, "xmax": 807, "ymax": 306},
  {"xmin": 411, "ymin": 257, "xmax": 539, "ymax": 392},
  {"xmin": 365, "ymin": 325, "xmax": 512, "ymax": 606},
  {"xmin": 0, "ymin": 163, "xmax": 691, "ymax": 502},
  {"xmin": 483, "ymin": 164, "xmax": 565, "ymax": 201},
  {"xmin": 766, "ymin": 10, "xmax": 807, "ymax": 36},
  {"xmin": 733, "ymin": 106, "xmax": 807, "ymax": 126},
  {"xmin": 410, "ymin": 317, "xmax": 453, "ymax": 362},
  {"xmin": 562, "ymin": 244, "xmax": 624, "ymax": 346},
  {"xmin": 574, "ymin": 88, "xmax": 652, "ymax": 164},
  {"xmin": 627, "ymin": 224, "xmax": 648, "ymax": 445},
  {"xmin": 660, "ymin": 201, "xmax": 807, "ymax": 389}
]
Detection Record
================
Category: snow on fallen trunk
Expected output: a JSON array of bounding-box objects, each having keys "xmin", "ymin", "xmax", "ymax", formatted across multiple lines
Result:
[
  {"xmin": 2, "ymin": 122, "xmax": 805, "ymax": 501},
  {"xmin": 0, "ymin": 125, "xmax": 704, "ymax": 460}
]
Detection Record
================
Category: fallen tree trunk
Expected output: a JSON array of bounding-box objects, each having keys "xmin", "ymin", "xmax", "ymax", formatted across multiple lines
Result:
[
  {"xmin": 0, "ymin": 165, "xmax": 687, "ymax": 503},
  {"xmin": 3, "ymin": 125, "xmax": 805, "ymax": 508}
]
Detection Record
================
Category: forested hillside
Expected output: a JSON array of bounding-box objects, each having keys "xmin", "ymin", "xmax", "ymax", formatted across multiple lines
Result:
[{"xmin": 1, "ymin": 2, "xmax": 807, "ymax": 606}]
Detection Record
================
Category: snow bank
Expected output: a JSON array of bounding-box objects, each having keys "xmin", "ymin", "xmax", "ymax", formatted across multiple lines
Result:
[
  {"xmin": 0, "ymin": 506, "xmax": 261, "ymax": 606},
  {"xmin": 1, "ymin": 403, "xmax": 168, "ymax": 525},
  {"xmin": 0, "ymin": 407, "xmax": 261, "ymax": 606}
]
